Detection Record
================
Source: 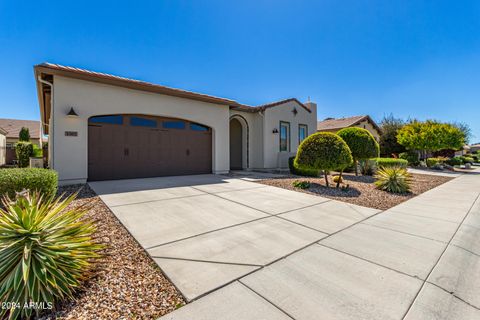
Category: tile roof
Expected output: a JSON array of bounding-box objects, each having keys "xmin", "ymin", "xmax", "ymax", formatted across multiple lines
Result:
[
  {"xmin": 0, "ymin": 118, "xmax": 41, "ymax": 139},
  {"xmin": 317, "ymin": 115, "xmax": 381, "ymax": 132},
  {"xmin": 233, "ymin": 98, "xmax": 311, "ymax": 113},
  {"xmin": 35, "ymin": 63, "xmax": 309, "ymax": 112},
  {"xmin": 35, "ymin": 63, "xmax": 240, "ymax": 106}
]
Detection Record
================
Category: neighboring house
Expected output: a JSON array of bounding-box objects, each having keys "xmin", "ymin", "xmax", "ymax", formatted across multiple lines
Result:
[
  {"xmin": 469, "ymin": 143, "xmax": 480, "ymax": 153},
  {"xmin": 0, "ymin": 118, "xmax": 42, "ymax": 165},
  {"xmin": 317, "ymin": 115, "xmax": 381, "ymax": 141},
  {"xmin": 34, "ymin": 63, "xmax": 317, "ymax": 185},
  {"xmin": 0, "ymin": 127, "xmax": 6, "ymax": 166},
  {"xmin": 455, "ymin": 145, "xmax": 471, "ymax": 157}
]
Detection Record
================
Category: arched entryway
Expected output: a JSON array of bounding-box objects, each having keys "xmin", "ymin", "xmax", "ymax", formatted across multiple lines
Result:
[
  {"xmin": 230, "ymin": 118, "xmax": 243, "ymax": 169},
  {"xmin": 229, "ymin": 116, "xmax": 248, "ymax": 170}
]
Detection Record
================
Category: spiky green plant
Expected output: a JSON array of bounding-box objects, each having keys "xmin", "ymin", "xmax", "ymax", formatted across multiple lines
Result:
[
  {"xmin": 374, "ymin": 166, "xmax": 412, "ymax": 193},
  {"xmin": 0, "ymin": 192, "xmax": 102, "ymax": 319},
  {"xmin": 292, "ymin": 180, "xmax": 310, "ymax": 189}
]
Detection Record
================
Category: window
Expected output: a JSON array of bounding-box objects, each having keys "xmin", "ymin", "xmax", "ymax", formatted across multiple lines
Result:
[
  {"xmin": 298, "ymin": 124, "xmax": 308, "ymax": 144},
  {"xmin": 190, "ymin": 123, "xmax": 209, "ymax": 131},
  {"xmin": 89, "ymin": 115, "xmax": 123, "ymax": 125},
  {"xmin": 163, "ymin": 121, "xmax": 186, "ymax": 129},
  {"xmin": 130, "ymin": 116, "xmax": 157, "ymax": 127},
  {"xmin": 279, "ymin": 121, "xmax": 290, "ymax": 152}
]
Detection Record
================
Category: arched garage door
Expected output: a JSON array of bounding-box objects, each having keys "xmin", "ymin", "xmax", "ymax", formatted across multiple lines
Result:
[{"xmin": 88, "ymin": 114, "xmax": 212, "ymax": 181}]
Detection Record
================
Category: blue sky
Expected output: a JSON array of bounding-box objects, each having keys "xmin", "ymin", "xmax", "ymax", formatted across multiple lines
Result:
[{"xmin": 1, "ymin": 0, "xmax": 479, "ymax": 142}]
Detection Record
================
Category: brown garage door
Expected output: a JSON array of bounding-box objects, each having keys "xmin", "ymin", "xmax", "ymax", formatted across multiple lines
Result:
[{"xmin": 88, "ymin": 115, "xmax": 212, "ymax": 181}]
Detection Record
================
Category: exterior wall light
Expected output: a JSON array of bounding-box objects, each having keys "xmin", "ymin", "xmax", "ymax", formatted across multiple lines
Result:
[
  {"xmin": 66, "ymin": 107, "xmax": 79, "ymax": 118},
  {"xmin": 272, "ymin": 128, "xmax": 279, "ymax": 134}
]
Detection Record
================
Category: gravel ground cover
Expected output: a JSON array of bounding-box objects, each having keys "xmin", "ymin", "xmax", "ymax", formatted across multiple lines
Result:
[
  {"xmin": 40, "ymin": 184, "xmax": 185, "ymax": 320},
  {"xmin": 259, "ymin": 173, "xmax": 453, "ymax": 210}
]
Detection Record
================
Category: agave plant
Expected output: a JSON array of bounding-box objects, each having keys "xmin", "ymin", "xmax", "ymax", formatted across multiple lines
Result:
[
  {"xmin": 374, "ymin": 166, "xmax": 412, "ymax": 193},
  {"xmin": 0, "ymin": 191, "xmax": 102, "ymax": 319}
]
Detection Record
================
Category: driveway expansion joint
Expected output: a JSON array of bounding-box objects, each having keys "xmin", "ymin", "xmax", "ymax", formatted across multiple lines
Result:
[
  {"xmin": 144, "ymin": 215, "xmax": 272, "ymax": 251},
  {"xmin": 360, "ymin": 221, "xmax": 450, "ymax": 244},
  {"xmin": 388, "ymin": 210, "xmax": 465, "ymax": 224},
  {"xmin": 108, "ymin": 192, "xmax": 208, "ymax": 208},
  {"xmin": 272, "ymin": 214, "xmax": 331, "ymax": 235},
  {"xmin": 450, "ymin": 244, "xmax": 480, "ymax": 258},
  {"xmin": 316, "ymin": 243, "xmax": 423, "ymax": 280},
  {"xmin": 191, "ymin": 183, "xmax": 332, "ymax": 217},
  {"xmin": 151, "ymin": 256, "xmax": 263, "ymax": 268},
  {"xmin": 401, "ymin": 192, "xmax": 480, "ymax": 319},
  {"xmin": 425, "ymin": 281, "xmax": 480, "ymax": 311},
  {"xmin": 238, "ymin": 280, "xmax": 296, "ymax": 320}
]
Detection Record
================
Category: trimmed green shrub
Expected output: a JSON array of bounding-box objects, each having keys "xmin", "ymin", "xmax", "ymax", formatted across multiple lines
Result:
[
  {"xmin": 295, "ymin": 132, "xmax": 353, "ymax": 186},
  {"xmin": 375, "ymin": 167, "xmax": 412, "ymax": 193},
  {"xmin": 445, "ymin": 157, "xmax": 463, "ymax": 166},
  {"xmin": 462, "ymin": 156, "xmax": 475, "ymax": 164},
  {"xmin": 0, "ymin": 191, "xmax": 102, "ymax": 319},
  {"xmin": 288, "ymin": 156, "xmax": 319, "ymax": 177},
  {"xmin": 375, "ymin": 158, "xmax": 408, "ymax": 169},
  {"xmin": 292, "ymin": 180, "xmax": 310, "ymax": 189},
  {"xmin": 337, "ymin": 127, "xmax": 380, "ymax": 175},
  {"xmin": 19, "ymin": 127, "xmax": 30, "ymax": 142},
  {"xmin": 0, "ymin": 168, "xmax": 58, "ymax": 198},
  {"xmin": 426, "ymin": 157, "xmax": 448, "ymax": 168},
  {"xmin": 399, "ymin": 151, "xmax": 420, "ymax": 166},
  {"xmin": 15, "ymin": 141, "xmax": 34, "ymax": 168},
  {"xmin": 32, "ymin": 144, "xmax": 43, "ymax": 158}
]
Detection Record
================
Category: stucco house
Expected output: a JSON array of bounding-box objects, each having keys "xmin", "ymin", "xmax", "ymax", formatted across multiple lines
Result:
[
  {"xmin": 0, "ymin": 127, "xmax": 6, "ymax": 166},
  {"xmin": 469, "ymin": 143, "xmax": 480, "ymax": 154},
  {"xmin": 34, "ymin": 63, "xmax": 317, "ymax": 185},
  {"xmin": 317, "ymin": 115, "xmax": 381, "ymax": 141},
  {"xmin": 0, "ymin": 118, "xmax": 42, "ymax": 165}
]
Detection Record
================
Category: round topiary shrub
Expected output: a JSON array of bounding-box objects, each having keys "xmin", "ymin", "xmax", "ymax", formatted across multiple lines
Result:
[
  {"xmin": 295, "ymin": 132, "xmax": 353, "ymax": 186},
  {"xmin": 337, "ymin": 127, "xmax": 380, "ymax": 175}
]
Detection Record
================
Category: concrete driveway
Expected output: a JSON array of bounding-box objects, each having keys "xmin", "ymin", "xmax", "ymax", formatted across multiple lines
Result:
[{"xmin": 89, "ymin": 172, "xmax": 480, "ymax": 320}]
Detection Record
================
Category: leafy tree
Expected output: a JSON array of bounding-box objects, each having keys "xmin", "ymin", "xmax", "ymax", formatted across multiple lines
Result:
[
  {"xmin": 337, "ymin": 127, "xmax": 380, "ymax": 175},
  {"xmin": 379, "ymin": 114, "xmax": 405, "ymax": 157},
  {"xmin": 397, "ymin": 120, "xmax": 465, "ymax": 159},
  {"xmin": 452, "ymin": 122, "xmax": 472, "ymax": 144},
  {"xmin": 19, "ymin": 127, "xmax": 30, "ymax": 141},
  {"xmin": 295, "ymin": 132, "xmax": 353, "ymax": 187}
]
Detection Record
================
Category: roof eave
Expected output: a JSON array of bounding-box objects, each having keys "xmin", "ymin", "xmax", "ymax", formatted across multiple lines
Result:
[
  {"xmin": 34, "ymin": 67, "xmax": 49, "ymax": 135},
  {"xmin": 34, "ymin": 64, "xmax": 237, "ymax": 107}
]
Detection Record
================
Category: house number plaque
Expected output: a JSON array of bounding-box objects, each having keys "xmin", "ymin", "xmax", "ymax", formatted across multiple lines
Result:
[{"xmin": 65, "ymin": 131, "xmax": 78, "ymax": 137}]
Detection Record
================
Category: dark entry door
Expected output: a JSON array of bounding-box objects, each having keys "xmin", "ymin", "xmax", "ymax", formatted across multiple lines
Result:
[{"xmin": 88, "ymin": 115, "xmax": 212, "ymax": 181}]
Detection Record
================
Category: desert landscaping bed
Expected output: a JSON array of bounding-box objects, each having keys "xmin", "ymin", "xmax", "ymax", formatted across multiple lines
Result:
[
  {"xmin": 259, "ymin": 172, "xmax": 453, "ymax": 210},
  {"xmin": 40, "ymin": 184, "xmax": 184, "ymax": 320}
]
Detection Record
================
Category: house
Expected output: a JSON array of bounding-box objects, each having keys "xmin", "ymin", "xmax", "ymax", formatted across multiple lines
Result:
[
  {"xmin": 34, "ymin": 63, "xmax": 317, "ymax": 185},
  {"xmin": 455, "ymin": 145, "xmax": 471, "ymax": 157},
  {"xmin": 0, "ymin": 127, "xmax": 6, "ymax": 166},
  {"xmin": 0, "ymin": 118, "xmax": 42, "ymax": 165},
  {"xmin": 469, "ymin": 143, "xmax": 480, "ymax": 154},
  {"xmin": 317, "ymin": 115, "xmax": 381, "ymax": 141}
]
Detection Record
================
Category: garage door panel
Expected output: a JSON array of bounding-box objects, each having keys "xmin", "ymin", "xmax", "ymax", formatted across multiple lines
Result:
[{"xmin": 88, "ymin": 115, "xmax": 212, "ymax": 181}]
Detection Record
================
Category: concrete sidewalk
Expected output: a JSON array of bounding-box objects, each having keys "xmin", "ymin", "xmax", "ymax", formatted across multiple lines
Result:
[{"xmin": 160, "ymin": 174, "xmax": 480, "ymax": 320}]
